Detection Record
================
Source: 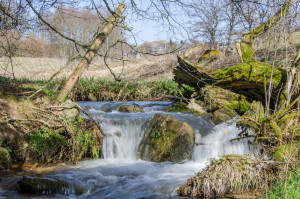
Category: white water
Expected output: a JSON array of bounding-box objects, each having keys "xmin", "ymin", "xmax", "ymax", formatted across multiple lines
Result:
[{"xmin": 0, "ymin": 101, "xmax": 254, "ymax": 199}]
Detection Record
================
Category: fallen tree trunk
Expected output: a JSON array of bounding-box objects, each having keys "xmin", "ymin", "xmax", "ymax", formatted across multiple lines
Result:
[{"xmin": 56, "ymin": 4, "xmax": 126, "ymax": 103}]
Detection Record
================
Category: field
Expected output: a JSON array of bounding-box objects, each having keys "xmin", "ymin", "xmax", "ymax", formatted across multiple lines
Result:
[{"xmin": 0, "ymin": 54, "xmax": 177, "ymax": 81}]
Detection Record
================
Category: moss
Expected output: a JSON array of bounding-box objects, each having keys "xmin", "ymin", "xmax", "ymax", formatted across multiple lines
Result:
[
  {"xmin": 201, "ymin": 86, "xmax": 251, "ymax": 114},
  {"xmin": 164, "ymin": 101, "xmax": 192, "ymax": 112},
  {"xmin": 274, "ymin": 144, "xmax": 298, "ymax": 162},
  {"xmin": 139, "ymin": 114, "xmax": 195, "ymax": 163},
  {"xmin": 26, "ymin": 127, "xmax": 67, "ymax": 163},
  {"xmin": 240, "ymin": 34, "xmax": 254, "ymax": 61},
  {"xmin": 200, "ymin": 49, "xmax": 221, "ymax": 59},
  {"xmin": 0, "ymin": 147, "xmax": 11, "ymax": 169},
  {"xmin": 211, "ymin": 61, "xmax": 285, "ymax": 88},
  {"xmin": 116, "ymin": 104, "xmax": 144, "ymax": 113},
  {"xmin": 269, "ymin": 119, "xmax": 282, "ymax": 140}
]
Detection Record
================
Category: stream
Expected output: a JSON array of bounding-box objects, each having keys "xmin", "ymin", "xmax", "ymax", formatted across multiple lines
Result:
[{"xmin": 0, "ymin": 101, "xmax": 254, "ymax": 198}]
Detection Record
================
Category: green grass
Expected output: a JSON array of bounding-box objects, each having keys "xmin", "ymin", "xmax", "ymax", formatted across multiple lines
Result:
[
  {"xmin": 1, "ymin": 76, "xmax": 183, "ymax": 101},
  {"xmin": 266, "ymin": 166, "xmax": 300, "ymax": 199}
]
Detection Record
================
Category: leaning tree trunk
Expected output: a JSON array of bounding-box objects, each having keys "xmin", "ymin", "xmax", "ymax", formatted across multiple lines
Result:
[
  {"xmin": 56, "ymin": 3, "xmax": 126, "ymax": 103},
  {"xmin": 239, "ymin": 0, "xmax": 295, "ymax": 62}
]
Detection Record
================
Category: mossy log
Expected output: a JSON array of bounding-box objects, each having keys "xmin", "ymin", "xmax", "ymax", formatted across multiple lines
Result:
[{"xmin": 174, "ymin": 55, "xmax": 287, "ymax": 102}]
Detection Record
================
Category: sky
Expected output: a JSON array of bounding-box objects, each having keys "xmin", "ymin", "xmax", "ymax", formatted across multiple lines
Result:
[{"xmin": 120, "ymin": 0, "xmax": 190, "ymax": 45}]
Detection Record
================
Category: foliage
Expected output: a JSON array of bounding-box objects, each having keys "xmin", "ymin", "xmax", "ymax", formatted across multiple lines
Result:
[
  {"xmin": 26, "ymin": 126, "xmax": 66, "ymax": 163},
  {"xmin": 75, "ymin": 77, "xmax": 183, "ymax": 101},
  {"xmin": 266, "ymin": 166, "xmax": 300, "ymax": 199}
]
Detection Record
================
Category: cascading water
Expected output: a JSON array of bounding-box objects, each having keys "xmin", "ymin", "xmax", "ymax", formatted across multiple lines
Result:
[{"xmin": 0, "ymin": 101, "xmax": 254, "ymax": 199}]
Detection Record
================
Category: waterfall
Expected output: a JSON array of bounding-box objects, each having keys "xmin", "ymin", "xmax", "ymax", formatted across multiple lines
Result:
[
  {"xmin": 79, "ymin": 101, "xmax": 253, "ymax": 162},
  {"xmin": 0, "ymin": 101, "xmax": 254, "ymax": 199}
]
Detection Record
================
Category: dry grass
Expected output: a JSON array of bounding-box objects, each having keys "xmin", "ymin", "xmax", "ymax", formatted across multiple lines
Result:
[
  {"xmin": 0, "ymin": 54, "xmax": 177, "ymax": 81},
  {"xmin": 177, "ymin": 154, "xmax": 281, "ymax": 198}
]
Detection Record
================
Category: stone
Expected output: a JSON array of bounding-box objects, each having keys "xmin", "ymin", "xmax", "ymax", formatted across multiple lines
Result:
[
  {"xmin": 138, "ymin": 114, "xmax": 195, "ymax": 163},
  {"xmin": 211, "ymin": 108, "xmax": 236, "ymax": 125},
  {"xmin": 62, "ymin": 100, "xmax": 79, "ymax": 121},
  {"xmin": 187, "ymin": 98, "xmax": 206, "ymax": 115},
  {"xmin": 18, "ymin": 175, "xmax": 86, "ymax": 195},
  {"xmin": 115, "ymin": 103, "xmax": 144, "ymax": 113}
]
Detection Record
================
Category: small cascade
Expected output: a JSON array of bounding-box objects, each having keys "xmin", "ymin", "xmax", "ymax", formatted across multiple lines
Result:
[{"xmin": 0, "ymin": 101, "xmax": 254, "ymax": 199}]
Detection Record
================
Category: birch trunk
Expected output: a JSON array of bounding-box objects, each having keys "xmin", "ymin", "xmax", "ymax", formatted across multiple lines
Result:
[{"xmin": 56, "ymin": 4, "xmax": 126, "ymax": 103}]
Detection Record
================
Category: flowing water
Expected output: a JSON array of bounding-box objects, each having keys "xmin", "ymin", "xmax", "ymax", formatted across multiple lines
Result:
[{"xmin": 0, "ymin": 101, "xmax": 254, "ymax": 199}]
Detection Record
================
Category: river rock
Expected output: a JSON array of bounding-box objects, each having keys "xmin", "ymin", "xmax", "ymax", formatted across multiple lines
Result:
[
  {"xmin": 187, "ymin": 98, "xmax": 206, "ymax": 115},
  {"xmin": 211, "ymin": 108, "xmax": 236, "ymax": 125},
  {"xmin": 18, "ymin": 175, "xmax": 86, "ymax": 195},
  {"xmin": 115, "ymin": 103, "xmax": 144, "ymax": 113},
  {"xmin": 138, "ymin": 114, "xmax": 195, "ymax": 163}
]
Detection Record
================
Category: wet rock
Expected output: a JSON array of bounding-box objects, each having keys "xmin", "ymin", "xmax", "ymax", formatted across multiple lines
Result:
[
  {"xmin": 18, "ymin": 175, "xmax": 86, "ymax": 195},
  {"xmin": 164, "ymin": 101, "xmax": 192, "ymax": 112},
  {"xmin": 115, "ymin": 104, "xmax": 144, "ymax": 113},
  {"xmin": 62, "ymin": 100, "xmax": 79, "ymax": 121},
  {"xmin": 100, "ymin": 103, "xmax": 113, "ymax": 112},
  {"xmin": 138, "ymin": 114, "xmax": 195, "ymax": 163},
  {"xmin": 211, "ymin": 108, "xmax": 236, "ymax": 125},
  {"xmin": 187, "ymin": 99, "xmax": 206, "ymax": 115},
  {"xmin": 83, "ymin": 105, "xmax": 91, "ymax": 111}
]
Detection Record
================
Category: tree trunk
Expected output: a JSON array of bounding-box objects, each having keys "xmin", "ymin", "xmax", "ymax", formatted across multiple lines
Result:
[
  {"xmin": 56, "ymin": 3, "xmax": 126, "ymax": 103},
  {"xmin": 240, "ymin": 0, "xmax": 294, "ymax": 61}
]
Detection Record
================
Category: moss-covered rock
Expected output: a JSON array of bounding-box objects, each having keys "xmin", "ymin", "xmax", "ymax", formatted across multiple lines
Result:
[
  {"xmin": 201, "ymin": 86, "xmax": 251, "ymax": 114},
  {"xmin": 211, "ymin": 108, "xmax": 236, "ymax": 125},
  {"xmin": 138, "ymin": 114, "xmax": 195, "ymax": 163},
  {"xmin": 164, "ymin": 101, "xmax": 192, "ymax": 112},
  {"xmin": 115, "ymin": 103, "xmax": 144, "ymax": 113}
]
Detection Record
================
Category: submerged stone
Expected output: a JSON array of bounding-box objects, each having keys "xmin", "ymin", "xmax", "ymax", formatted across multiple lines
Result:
[
  {"xmin": 138, "ymin": 114, "xmax": 195, "ymax": 163},
  {"xmin": 18, "ymin": 175, "xmax": 86, "ymax": 195}
]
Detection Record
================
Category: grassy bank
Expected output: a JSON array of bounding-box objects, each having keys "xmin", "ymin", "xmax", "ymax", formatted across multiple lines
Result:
[
  {"xmin": 0, "ymin": 76, "xmax": 103, "ymax": 170},
  {"xmin": 266, "ymin": 166, "xmax": 300, "ymax": 199},
  {"xmin": 3, "ymin": 77, "xmax": 184, "ymax": 101}
]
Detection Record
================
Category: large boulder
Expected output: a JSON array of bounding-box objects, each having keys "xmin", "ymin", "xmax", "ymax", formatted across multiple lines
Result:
[
  {"xmin": 138, "ymin": 114, "xmax": 195, "ymax": 163},
  {"xmin": 115, "ymin": 103, "xmax": 144, "ymax": 113}
]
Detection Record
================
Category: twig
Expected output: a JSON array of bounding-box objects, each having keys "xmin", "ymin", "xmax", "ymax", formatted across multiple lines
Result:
[{"xmin": 7, "ymin": 118, "xmax": 63, "ymax": 128}]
